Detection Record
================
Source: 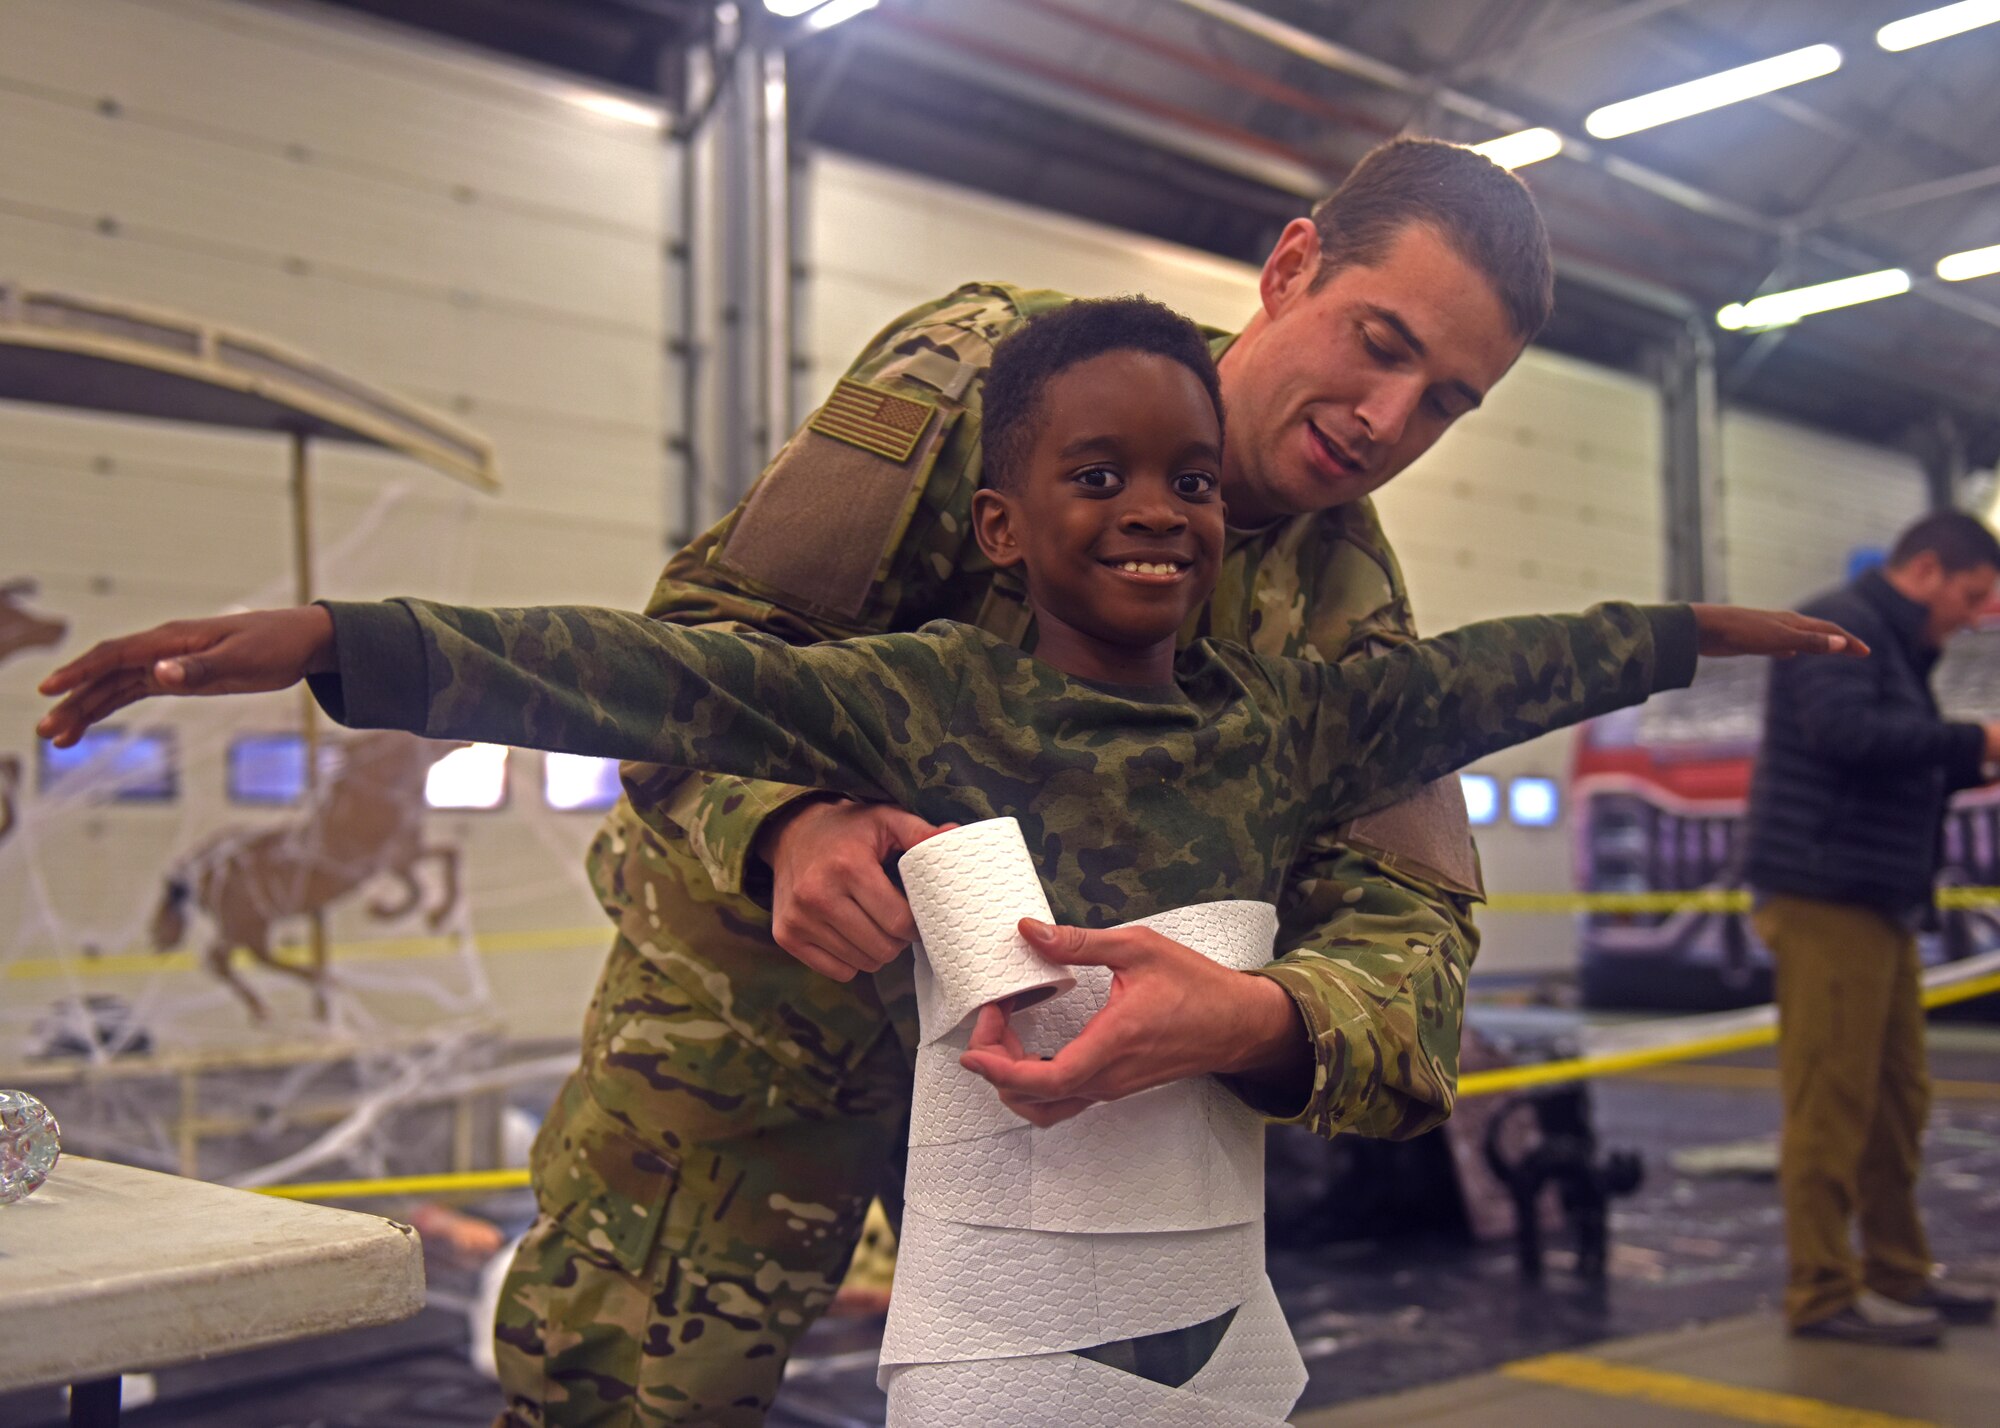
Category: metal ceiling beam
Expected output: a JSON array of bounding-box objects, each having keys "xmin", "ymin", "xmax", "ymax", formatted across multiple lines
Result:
[
  {"xmin": 1448, "ymin": 0, "xmax": 1703, "ymax": 83},
  {"xmin": 856, "ymin": 21, "xmax": 1329, "ymax": 199},
  {"xmin": 1158, "ymin": 0, "xmax": 2000, "ymax": 337},
  {"xmin": 1800, "ymin": 159, "xmax": 2000, "ymax": 230},
  {"xmin": 854, "ymin": 17, "xmax": 1720, "ymax": 335}
]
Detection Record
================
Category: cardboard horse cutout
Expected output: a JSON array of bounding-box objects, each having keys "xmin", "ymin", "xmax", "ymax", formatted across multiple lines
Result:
[{"xmin": 152, "ymin": 731, "xmax": 462, "ymax": 1019}]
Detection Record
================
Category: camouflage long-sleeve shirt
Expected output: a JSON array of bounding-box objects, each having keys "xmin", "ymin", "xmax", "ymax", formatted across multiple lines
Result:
[{"xmin": 314, "ymin": 596, "xmax": 1695, "ymax": 976}]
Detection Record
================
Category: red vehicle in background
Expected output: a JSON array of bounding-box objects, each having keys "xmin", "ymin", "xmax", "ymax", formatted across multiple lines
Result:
[{"xmin": 1573, "ymin": 607, "xmax": 2000, "ymax": 1010}]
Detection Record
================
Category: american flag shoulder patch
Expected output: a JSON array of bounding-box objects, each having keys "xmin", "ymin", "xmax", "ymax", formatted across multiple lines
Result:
[{"xmin": 808, "ymin": 378, "xmax": 937, "ymax": 463}]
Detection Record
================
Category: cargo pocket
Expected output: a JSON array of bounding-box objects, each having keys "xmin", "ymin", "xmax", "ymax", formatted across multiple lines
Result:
[{"xmin": 533, "ymin": 1073, "xmax": 679, "ymax": 1277}]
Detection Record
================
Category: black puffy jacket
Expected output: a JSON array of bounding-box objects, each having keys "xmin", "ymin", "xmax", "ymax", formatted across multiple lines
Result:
[{"xmin": 1744, "ymin": 568, "xmax": 1988, "ymax": 918}]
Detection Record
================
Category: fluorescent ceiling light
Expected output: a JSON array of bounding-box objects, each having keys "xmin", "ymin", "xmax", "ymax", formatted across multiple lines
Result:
[
  {"xmin": 1716, "ymin": 268, "xmax": 1911, "ymax": 331},
  {"xmin": 1584, "ymin": 44, "xmax": 1842, "ymax": 139},
  {"xmin": 764, "ymin": 0, "xmax": 828, "ymax": 14},
  {"xmin": 567, "ymin": 91, "xmax": 662, "ymax": 128},
  {"xmin": 804, "ymin": 0, "xmax": 879, "ymax": 29},
  {"xmin": 1469, "ymin": 128, "xmax": 1563, "ymax": 170},
  {"xmin": 1878, "ymin": 1, "xmax": 2000, "ymax": 51},
  {"xmin": 1938, "ymin": 243, "xmax": 2000, "ymax": 281}
]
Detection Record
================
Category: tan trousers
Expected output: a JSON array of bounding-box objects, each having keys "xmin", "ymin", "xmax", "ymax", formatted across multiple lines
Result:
[{"xmin": 1753, "ymin": 894, "xmax": 1933, "ymax": 1327}]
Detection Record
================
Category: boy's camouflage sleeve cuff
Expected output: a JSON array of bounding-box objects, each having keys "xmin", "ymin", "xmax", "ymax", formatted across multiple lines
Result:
[
  {"xmin": 307, "ymin": 599, "xmax": 434, "ymax": 734},
  {"xmin": 1644, "ymin": 603, "xmax": 1700, "ymax": 692}
]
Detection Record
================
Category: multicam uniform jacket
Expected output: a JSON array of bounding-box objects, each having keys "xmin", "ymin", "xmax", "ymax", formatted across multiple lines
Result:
[
  {"xmin": 582, "ymin": 282, "xmax": 1499, "ymax": 1142},
  {"xmin": 315, "ymin": 598, "xmax": 1697, "ymax": 1048}
]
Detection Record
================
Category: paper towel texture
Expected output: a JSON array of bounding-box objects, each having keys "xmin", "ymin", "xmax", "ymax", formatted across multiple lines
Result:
[
  {"xmin": 879, "ymin": 1210, "xmax": 1266, "ymax": 1365},
  {"xmin": 884, "ymin": 1325, "xmax": 1298, "ymax": 1428},
  {"xmin": 886, "ymin": 852, "xmax": 1303, "ymax": 1424},
  {"xmin": 899, "ymin": 819, "xmax": 1074, "ymax": 1042},
  {"xmin": 904, "ymin": 901, "xmax": 1277, "ymax": 1234}
]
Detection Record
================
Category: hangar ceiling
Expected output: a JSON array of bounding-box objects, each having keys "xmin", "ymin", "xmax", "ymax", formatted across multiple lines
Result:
[{"xmin": 305, "ymin": 0, "xmax": 2000, "ymax": 469}]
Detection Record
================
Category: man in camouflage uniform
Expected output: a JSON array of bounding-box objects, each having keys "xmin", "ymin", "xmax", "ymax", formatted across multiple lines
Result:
[{"xmin": 500, "ymin": 139, "xmax": 1553, "ymax": 1425}]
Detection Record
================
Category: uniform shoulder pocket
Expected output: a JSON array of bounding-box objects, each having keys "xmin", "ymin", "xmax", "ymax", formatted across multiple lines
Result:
[{"xmin": 717, "ymin": 381, "xmax": 958, "ymax": 624}]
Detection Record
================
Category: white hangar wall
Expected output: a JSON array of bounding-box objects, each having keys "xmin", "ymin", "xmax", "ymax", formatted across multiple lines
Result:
[{"xmin": 0, "ymin": 0, "xmax": 670, "ymax": 1042}]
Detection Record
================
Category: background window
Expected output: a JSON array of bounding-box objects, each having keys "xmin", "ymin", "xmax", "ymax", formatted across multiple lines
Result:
[
  {"xmin": 227, "ymin": 733, "xmax": 308, "ymax": 805},
  {"xmin": 426, "ymin": 743, "xmax": 510, "ymax": 811},
  {"xmin": 38, "ymin": 728, "xmax": 178, "ymax": 802},
  {"xmin": 1508, "ymin": 776, "xmax": 1561, "ymax": 828},
  {"xmin": 1459, "ymin": 773, "xmax": 1499, "ymax": 826},
  {"xmin": 544, "ymin": 753, "xmax": 622, "ymax": 812}
]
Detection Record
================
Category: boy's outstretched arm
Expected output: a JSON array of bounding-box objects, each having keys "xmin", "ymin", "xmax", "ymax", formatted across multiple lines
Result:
[
  {"xmin": 1304, "ymin": 602, "xmax": 1864, "ymax": 826},
  {"xmin": 39, "ymin": 607, "xmax": 336, "ymax": 744},
  {"xmin": 41, "ymin": 600, "xmax": 943, "ymax": 811}
]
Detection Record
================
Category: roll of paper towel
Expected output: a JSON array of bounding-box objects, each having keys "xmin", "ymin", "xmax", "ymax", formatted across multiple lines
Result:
[
  {"xmin": 879, "ymin": 869, "xmax": 1305, "ymax": 1428},
  {"xmin": 899, "ymin": 818, "xmax": 1076, "ymax": 1043}
]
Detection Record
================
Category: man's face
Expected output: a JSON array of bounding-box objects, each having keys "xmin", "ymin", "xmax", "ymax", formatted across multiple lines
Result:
[
  {"xmin": 973, "ymin": 349, "xmax": 1225, "ymax": 651},
  {"xmin": 1219, "ymin": 220, "xmax": 1525, "ymax": 526},
  {"xmin": 1927, "ymin": 562, "xmax": 1997, "ymax": 645}
]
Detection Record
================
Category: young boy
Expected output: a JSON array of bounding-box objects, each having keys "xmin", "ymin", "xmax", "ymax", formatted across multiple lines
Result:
[{"xmin": 40, "ymin": 297, "xmax": 1856, "ymax": 1002}]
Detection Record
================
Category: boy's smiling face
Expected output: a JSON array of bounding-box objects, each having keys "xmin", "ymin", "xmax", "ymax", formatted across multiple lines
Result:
[{"xmin": 972, "ymin": 348, "xmax": 1225, "ymax": 683}]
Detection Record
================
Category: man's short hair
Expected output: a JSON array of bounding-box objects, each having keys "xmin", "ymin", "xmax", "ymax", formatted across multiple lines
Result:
[
  {"xmin": 1310, "ymin": 137, "xmax": 1555, "ymax": 340},
  {"xmin": 982, "ymin": 297, "xmax": 1225, "ymax": 491},
  {"xmin": 1889, "ymin": 510, "xmax": 2000, "ymax": 573}
]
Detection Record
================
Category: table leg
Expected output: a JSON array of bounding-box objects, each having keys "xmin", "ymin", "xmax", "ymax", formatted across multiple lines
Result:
[{"xmin": 69, "ymin": 1376, "xmax": 120, "ymax": 1427}]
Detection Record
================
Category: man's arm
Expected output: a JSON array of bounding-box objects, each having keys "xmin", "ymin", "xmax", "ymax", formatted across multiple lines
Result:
[{"xmin": 1238, "ymin": 846, "xmax": 1476, "ymax": 1138}]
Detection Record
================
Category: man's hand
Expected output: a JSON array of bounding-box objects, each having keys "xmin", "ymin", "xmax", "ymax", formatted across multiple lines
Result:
[
  {"xmin": 957, "ymin": 918, "xmax": 1309, "ymax": 1128},
  {"xmin": 761, "ymin": 797, "xmax": 949, "ymax": 983},
  {"xmin": 38, "ymin": 607, "xmax": 336, "ymax": 747},
  {"xmin": 1690, "ymin": 605, "xmax": 1869, "ymax": 660}
]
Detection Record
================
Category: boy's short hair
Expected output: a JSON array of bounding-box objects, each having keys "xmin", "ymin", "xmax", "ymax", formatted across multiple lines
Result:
[
  {"xmin": 1311, "ymin": 137, "xmax": 1554, "ymax": 341},
  {"xmin": 1889, "ymin": 510, "xmax": 2000, "ymax": 573},
  {"xmin": 982, "ymin": 297, "xmax": 1225, "ymax": 492}
]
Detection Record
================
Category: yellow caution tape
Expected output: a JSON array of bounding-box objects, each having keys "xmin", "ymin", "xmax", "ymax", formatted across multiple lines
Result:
[
  {"xmin": 256, "ymin": 1167, "xmax": 531, "ymax": 1200},
  {"xmin": 251, "ymin": 967, "xmax": 2000, "ymax": 1203},
  {"xmin": 1458, "ymin": 967, "xmax": 2000, "ymax": 1097},
  {"xmin": 1487, "ymin": 886, "xmax": 2000, "ymax": 914},
  {"xmin": 3, "ymin": 925, "xmax": 611, "ymax": 980}
]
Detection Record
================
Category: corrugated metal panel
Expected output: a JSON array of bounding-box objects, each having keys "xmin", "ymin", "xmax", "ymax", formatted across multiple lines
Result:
[{"xmin": 1722, "ymin": 411, "xmax": 1927, "ymax": 608}]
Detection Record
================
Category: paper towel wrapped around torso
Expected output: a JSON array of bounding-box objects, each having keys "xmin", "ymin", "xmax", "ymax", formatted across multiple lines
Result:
[{"xmin": 884, "ymin": 824, "xmax": 1301, "ymax": 1421}]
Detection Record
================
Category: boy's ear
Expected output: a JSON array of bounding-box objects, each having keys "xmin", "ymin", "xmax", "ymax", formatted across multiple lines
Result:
[{"xmin": 971, "ymin": 488, "xmax": 1025, "ymax": 568}]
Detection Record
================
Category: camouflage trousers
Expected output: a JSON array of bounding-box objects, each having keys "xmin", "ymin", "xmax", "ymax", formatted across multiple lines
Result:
[{"xmin": 492, "ymin": 931, "xmax": 914, "ymax": 1427}]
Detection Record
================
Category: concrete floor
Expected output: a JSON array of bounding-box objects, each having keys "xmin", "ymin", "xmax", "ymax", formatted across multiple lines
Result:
[
  {"xmin": 1295, "ymin": 1311, "xmax": 1999, "ymax": 1427},
  {"xmin": 3, "ymin": 1022, "xmax": 1995, "ymax": 1427}
]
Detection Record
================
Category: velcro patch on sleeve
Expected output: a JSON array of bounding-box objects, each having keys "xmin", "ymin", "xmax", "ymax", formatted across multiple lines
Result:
[
  {"xmin": 1341, "ymin": 775, "xmax": 1485, "ymax": 899},
  {"xmin": 717, "ymin": 424, "xmax": 937, "ymax": 622},
  {"xmin": 810, "ymin": 377, "xmax": 937, "ymax": 462}
]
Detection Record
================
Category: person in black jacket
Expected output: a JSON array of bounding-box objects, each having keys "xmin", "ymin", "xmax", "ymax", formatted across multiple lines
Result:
[{"xmin": 1745, "ymin": 509, "xmax": 2000, "ymax": 1345}]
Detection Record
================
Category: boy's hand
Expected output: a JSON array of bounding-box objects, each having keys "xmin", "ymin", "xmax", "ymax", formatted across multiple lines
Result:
[
  {"xmin": 37, "ymin": 606, "xmax": 336, "ymax": 747},
  {"xmin": 1690, "ymin": 604, "xmax": 1869, "ymax": 660}
]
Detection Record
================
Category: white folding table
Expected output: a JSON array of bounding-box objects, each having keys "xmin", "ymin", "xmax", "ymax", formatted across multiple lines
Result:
[{"xmin": 0, "ymin": 1156, "xmax": 426, "ymax": 1425}]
